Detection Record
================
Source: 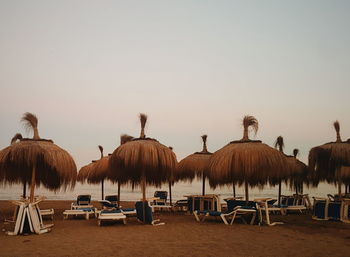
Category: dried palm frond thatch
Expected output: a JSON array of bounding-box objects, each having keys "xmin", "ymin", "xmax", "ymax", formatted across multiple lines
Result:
[
  {"xmin": 11, "ymin": 133, "xmax": 23, "ymax": 145},
  {"xmin": 176, "ymin": 135, "xmax": 212, "ymax": 195},
  {"xmin": 308, "ymin": 121, "xmax": 350, "ymax": 193},
  {"xmin": 207, "ymin": 115, "xmax": 289, "ymax": 201},
  {"xmin": 109, "ymin": 113, "xmax": 177, "ymax": 202},
  {"xmin": 0, "ymin": 113, "xmax": 77, "ymax": 202}
]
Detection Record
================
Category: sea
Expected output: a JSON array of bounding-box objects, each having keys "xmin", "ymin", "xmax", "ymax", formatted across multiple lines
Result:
[{"xmin": 0, "ymin": 180, "xmax": 338, "ymax": 202}]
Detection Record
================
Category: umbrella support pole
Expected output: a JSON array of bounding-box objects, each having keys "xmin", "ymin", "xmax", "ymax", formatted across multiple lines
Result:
[
  {"xmin": 338, "ymin": 181, "xmax": 342, "ymax": 196},
  {"xmin": 245, "ymin": 182, "xmax": 249, "ymax": 203},
  {"xmin": 141, "ymin": 175, "xmax": 146, "ymax": 223},
  {"xmin": 117, "ymin": 182, "xmax": 121, "ymax": 206},
  {"xmin": 101, "ymin": 179, "xmax": 104, "ymax": 200},
  {"xmin": 202, "ymin": 176, "xmax": 205, "ymax": 196},
  {"xmin": 22, "ymin": 181, "xmax": 26, "ymax": 199},
  {"xmin": 278, "ymin": 181, "xmax": 282, "ymax": 206},
  {"xmin": 29, "ymin": 165, "xmax": 36, "ymax": 203},
  {"xmin": 168, "ymin": 181, "xmax": 172, "ymax": 206},
  {"xmin": 233, "ymin": 183, "xmax": 236, "ymax": 198}
]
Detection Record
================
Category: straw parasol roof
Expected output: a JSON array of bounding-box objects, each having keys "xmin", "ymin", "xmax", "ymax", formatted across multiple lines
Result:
[
  {"xmin": 309, "ymin": 121, "xmax": 350, "ymax": 178},
  {"xmin": 109, "ymin": 114, "xmax": 177, "ymax": 202},
  {"xmin": 177, "ymin": 135, "xmax": 212, "ymax": 195},
  {"xmin": 207, "ymin": 115, "xmax": 289, "ymax": 201},
  {"xmin": 0, "ymin": 113, "xmax": 77, "ymax": 202},
  {"xmin": 78, "ymin": 146, "xmax": 108, "ymax": 184},
  {"xmin": 309, "ymin": 121, "xmax": 350, "ymax": 194}
]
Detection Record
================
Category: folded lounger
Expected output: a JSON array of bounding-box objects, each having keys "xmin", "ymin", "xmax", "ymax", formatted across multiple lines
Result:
[{"xmin": 27, "ymin": 203, "xmax": 54, "ymax": 234}]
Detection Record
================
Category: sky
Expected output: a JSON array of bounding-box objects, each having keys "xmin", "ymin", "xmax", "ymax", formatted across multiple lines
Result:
[{"xmin": 1, "ymin": 0, "xmax": 350, "ymax": 169}]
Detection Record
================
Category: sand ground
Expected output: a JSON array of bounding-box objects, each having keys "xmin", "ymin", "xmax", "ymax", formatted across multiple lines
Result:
[{"xmin": 0, "ymin": 200, "xmax": 350, "ymax": 257}]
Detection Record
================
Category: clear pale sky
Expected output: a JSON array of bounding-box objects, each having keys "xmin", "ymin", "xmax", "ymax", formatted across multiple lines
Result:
[{"xmin": 1, "ymin": 0, "xmax": 349, "ymax": 169}]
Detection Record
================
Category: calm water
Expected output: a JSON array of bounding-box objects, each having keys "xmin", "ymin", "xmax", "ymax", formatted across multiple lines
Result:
[{"xmin": 0, "ymin": 180, "xmax": 338, "ymax": 202}]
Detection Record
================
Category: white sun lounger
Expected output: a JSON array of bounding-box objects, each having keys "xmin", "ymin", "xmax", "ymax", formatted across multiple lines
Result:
[
  {"xmin": 97, "ymin": 209, "xmax": 127, "ymax": 226},
  {"xmin": 27, "ymin": 203, "xmax": 53, "ymax": 234},
  {"xmin": 5, "ymin": 201, "xmax": 26, "ymax": 236},
  {"xmin": 63, "ymin": 208, "xmax": 96, "ymax": 220}
]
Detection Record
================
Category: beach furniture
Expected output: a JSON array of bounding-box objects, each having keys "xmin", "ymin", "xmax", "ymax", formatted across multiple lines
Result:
[
  {"xmin": 254, "ymin": 198, "xmax": 283, "ymax": 226},
  {"xmin": 194, "ymin": 198, "xmax": 261, "ymax": 225},
  {"xmin": 39, "ymin": 208, "xmax": 54, "ymax": 220},
  {"xmin": 5, "ymin": 200, "xmax": 27, "ymax": 236},
  {"xmin": 105, "ymin": 195, "xmax": 119, "ymax": 206},
  {"xmin": 173, "ymin": 199, "xmax": 188, "ymax": 211},
  {"xmin": 97, "ymin": 209, "xmax": 127, "ymax": 226},
  {"xmin": 185, "ymin": 194, "xmax": 220, "ymax": 213},
  {"xmin": 312, "ymin": 196, "xmax": 350, "ymax": 222},
  {"xmin": 150, "ymin": 191, "xmax": 172, "ymax": 211},
  {"xmin": 97, "ymin": 199, "xmax": 136, "ymax": 217},
  {"xmin": 63, "ymin": 207, "xmax": 96, "ymax": 220},
  {"xmin": 135, "ymin": 201, "xmax": 164, "ymax": 226},
  {"xmin": 340, "ymin": 198, "xmax": 350, "ymax": 223},
  {"xmin": 71, "ymin": 194, "xmax": 93, "ymax": 209},
  {"xmin": 27, "ymin": 202, "xmax": 53, "ymax": 234}
]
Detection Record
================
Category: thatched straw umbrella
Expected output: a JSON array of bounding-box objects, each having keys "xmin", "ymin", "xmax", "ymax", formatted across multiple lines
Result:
[
  {"xmin": 207, "ymin": 115, "xmax": 289, "ymax": 202},
  {"xmin": 78, "ymin": 145, "xmax": 109, "ymax": 200},
  {"xmin": 287, "ymin": 149, "xmax": 310, "ymax": 195},
  {"xmin": 107, "ymin": 134, "xmax": 134, "ymax": 205},
  {"xmin": 337, "ymin": 166, "xmax": 350, "ymax": 194},
  {"xmin": 309, "ymin": 121, "xmax": 350, "ymax": 195},
  {"xmin": 109, "ymin": 114, "xmax": 176, "ymax": 218},
  {"xmin": 177, "ymin": 135, "xmax": 212, "ymax": 196},
  {"xmin": 9, "ymin": 133, "xmax": 28, "ymax": 198},
  {"xmin": 0, "ymin": 113, "xmax": 77, "ymax": 202},
  {"xmin": 274, "ymin": 137, "xmax": 309, "ymax": 204}
]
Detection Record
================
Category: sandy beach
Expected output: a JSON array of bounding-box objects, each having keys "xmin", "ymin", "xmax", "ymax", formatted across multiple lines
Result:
[{"xmin": 0, "ymin": 200, "xmax": 349, "ymax": 257}]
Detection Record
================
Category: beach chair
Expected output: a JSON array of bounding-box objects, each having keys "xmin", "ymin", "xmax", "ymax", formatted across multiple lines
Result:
[
  {"xmin": 27, "ymin": 202, "xmax": 53, "ymax": 234},
  {"xmin": 194, "ymin": 199, "xmax": 260, "ymax": 225},
  {"xmin": 151, "ymin": 191, "xmax": 172, "ymax": 211},
  {"xmin": 63, "ymin": 207, "xmax": 96, "ymax": 220},
  {"xmin": 312, "ymin": 197, "xmax": 329, "ymax": 220},
  {"xmin": 105, "ymin": 195, "xmax": 119, "ymax": 206},
  {"xmin": 173, "ymin": 199, "xmax": 188, "ymax": 211},
  {"xmin": 97, "ymin": 209, "xmax": 127, "ymax": 226},
  {"xmin": 135, "ymin": 201, "xmax": 164, "ymax": 226},
  {"xmin": 71, "ymin": 195, "xmax": 93, "ymax": 209},
  {"xmin": 340, "ymin": 198, "xmax": 350, "ymax": 223},
  {"xmin": 5, "ymin": 200, "xmax": 27, "ymax": 236}
]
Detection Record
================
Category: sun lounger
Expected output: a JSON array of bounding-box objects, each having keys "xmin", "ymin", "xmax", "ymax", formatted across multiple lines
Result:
[
  {"xmin": 71, "ymin": 195, "xmax": 93, "ymax": 209},
  {"xmin": 97, "ymin": 209, "xmax": 126, "ymax": 226},
  {"xmin": 151, "ymin": 191, "xmax": 172, "ymax": 211},
  {"xmin": 135, "ymin": 201, "xmax": 164, "ymax": 226},
  {"xmin": 194, "ymin": 198, "xmax": 260, "ymax": 225},
  {"xmin": 63, "ymin": 207, "xmax": 96, "ymax": 220},
  {"xmin": 340, "ymin": 198, "xmax": 350, "ymax": 223},
  {"xmin": 27, "ymin": 203, "xmax": 53, "ymax": 234},
  {"xmin": 5, "ymin": 201, "xmax": 26, "ymax": 236}
]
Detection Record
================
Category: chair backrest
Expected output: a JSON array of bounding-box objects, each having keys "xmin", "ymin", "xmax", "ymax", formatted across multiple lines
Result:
[
  {"xmin": 77, "ymin": 195, "xmax": 91, "ymax": 205},
  {"xmin": 154, "ymin": 191, "xmax": 167, "ymax": 201},
  {"xmin": 226, "ymin": 200, "xmax": 258, "ymax": 211},
  {"xmin": 105, "ymin": 195, "xmax": 118, "ymax": 204},
  {"xmin": 28, "ymin": 203, "xmax": 42, "ymax": 234},
  {"xmin": 135, "ymin": 201, "xmax": 153, "ymax": 224}
]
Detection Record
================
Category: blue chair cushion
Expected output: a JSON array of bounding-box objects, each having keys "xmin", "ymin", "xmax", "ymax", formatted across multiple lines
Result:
[{"xmin": 101, "ymin": 209, "xmax": 122, "ymax": 214}]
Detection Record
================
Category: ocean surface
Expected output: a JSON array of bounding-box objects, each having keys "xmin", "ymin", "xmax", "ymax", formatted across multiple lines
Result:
[{"xmin": 0, "ymin": 180, "xmax": 338, "ymax": 202}]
